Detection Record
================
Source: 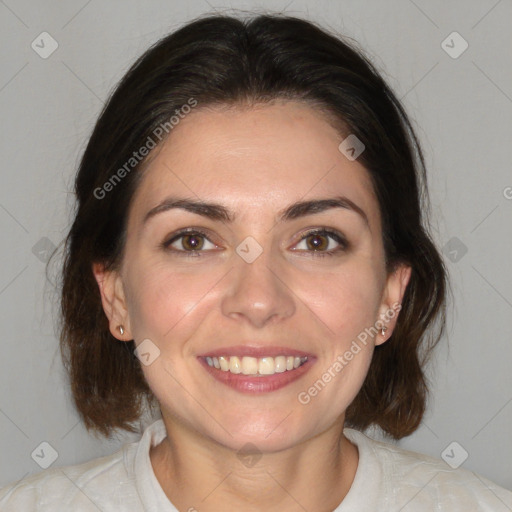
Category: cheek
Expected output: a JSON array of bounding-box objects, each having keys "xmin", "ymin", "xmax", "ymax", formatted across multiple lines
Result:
[
  {"xmin": 298, "ymin": 263, "xmax": 382, "ymax": 341},
  {"xmin": 296, "ymin": 269, "xmax": 379, "ymax": 417},
  {"xmin": 124, "ymin": 259, "xmax": 223, "ymax": 344}
]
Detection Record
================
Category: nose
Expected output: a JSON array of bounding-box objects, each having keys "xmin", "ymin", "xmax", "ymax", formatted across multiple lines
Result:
[{"xmin": 220, "ymin": 248, "xmax": 296, "ymax": 328}]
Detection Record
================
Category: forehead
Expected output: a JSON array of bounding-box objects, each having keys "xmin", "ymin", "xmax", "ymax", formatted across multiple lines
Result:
[{"xmin": 130, "ymin": 101, "xmax": 379, "ymax": 227}]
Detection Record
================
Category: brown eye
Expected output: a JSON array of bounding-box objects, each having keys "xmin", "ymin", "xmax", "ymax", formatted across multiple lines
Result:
[
  {"xmin": 163, "ymin": 230, "xmax": 217, "ymax": 254},
  {"xmin": 181, "ymin": 234, "xmax": 204, "ymax": 251},
  {"xmin": 305, "ymin": 233, "xmax": 329, "ymax": 251},
  {"xmin": 292, "ymin": 228, "xmax": 348, "ymax": 257}
]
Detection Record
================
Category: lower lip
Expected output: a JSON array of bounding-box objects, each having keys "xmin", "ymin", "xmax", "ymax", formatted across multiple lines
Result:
[{"xmin": 198, "ymin": 357, "xmax": 315, "ymax": 393}]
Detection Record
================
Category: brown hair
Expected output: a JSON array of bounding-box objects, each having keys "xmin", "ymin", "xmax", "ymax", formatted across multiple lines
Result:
[{"xmin": 55, "ymin": 12, "xmax": 447, "ymax": 439}]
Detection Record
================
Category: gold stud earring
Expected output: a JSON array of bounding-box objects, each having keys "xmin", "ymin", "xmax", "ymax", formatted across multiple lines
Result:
[{"xmin": 117, "ymin": 325, "xmax": 125, "ymax": 335}]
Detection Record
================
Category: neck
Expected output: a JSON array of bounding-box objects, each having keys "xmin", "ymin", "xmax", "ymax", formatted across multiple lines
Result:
[{"xmin": 150, "ymin": 413, "xmax": 359, "ymax": 512}]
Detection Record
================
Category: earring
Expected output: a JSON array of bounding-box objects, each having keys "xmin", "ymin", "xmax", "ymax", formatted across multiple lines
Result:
[
  {"xmin": 117, "ymin": 325, "xmax": 125, "ymax": 335},
  {"xmin": 380, "ymin": 326, "xmax": 387, "ymax": 336}
]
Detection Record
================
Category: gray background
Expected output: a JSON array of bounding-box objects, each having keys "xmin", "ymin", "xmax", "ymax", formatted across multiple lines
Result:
[{"xmin": 1, "ymin": 0, "xmax": 511, "ymax": 492}]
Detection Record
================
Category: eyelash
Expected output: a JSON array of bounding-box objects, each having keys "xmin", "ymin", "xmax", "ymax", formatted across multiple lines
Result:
[{"xmin": 161, "ymin": 228, "xmax": 349, "ymax": 258}]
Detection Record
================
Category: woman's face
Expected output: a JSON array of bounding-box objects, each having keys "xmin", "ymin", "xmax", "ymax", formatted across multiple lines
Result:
[{"xmin": 96, "ymin": 100, "xmax": 409, "ymax": 452}]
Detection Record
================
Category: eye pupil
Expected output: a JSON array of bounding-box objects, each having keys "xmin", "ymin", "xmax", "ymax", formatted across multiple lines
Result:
[
  {"xmin": 183, "ymin": 234, "xmax": 203, "ymax": 250},
  {"xmin": 307, "ymin": 234, "xmax": 327, "ymax": 251}
]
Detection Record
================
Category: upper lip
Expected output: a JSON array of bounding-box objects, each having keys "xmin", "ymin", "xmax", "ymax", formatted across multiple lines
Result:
[{"xmin": 198, "ymin": 345, "xmax": 315, "ymax": 359}]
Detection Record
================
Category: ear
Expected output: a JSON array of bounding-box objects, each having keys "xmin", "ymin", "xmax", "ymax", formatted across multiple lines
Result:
[
  {"xmin": 92, "ymin": 262, "xmax": 133, "ymax": 341},
  {"xmin": 375, "ymin": 263, "xmax": 411, "ymax": 346}
]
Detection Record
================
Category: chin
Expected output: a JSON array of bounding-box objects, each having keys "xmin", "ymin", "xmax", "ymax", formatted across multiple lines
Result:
[{"xmin": 203, "ymin": 412, "xmax": 314, "ymax": 453}]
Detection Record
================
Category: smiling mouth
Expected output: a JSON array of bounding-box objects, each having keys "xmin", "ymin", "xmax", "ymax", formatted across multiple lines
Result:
[{"xmin": 204, "ymin": 355, "xmax": 309, "ymax": 376}]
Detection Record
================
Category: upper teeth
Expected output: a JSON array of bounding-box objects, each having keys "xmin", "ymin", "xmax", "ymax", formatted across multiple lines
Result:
[{"xmin": 205, "ymin": 355, "xmax": 308, "ymax": 376}]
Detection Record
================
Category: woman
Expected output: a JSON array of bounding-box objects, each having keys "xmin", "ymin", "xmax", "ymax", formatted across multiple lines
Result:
[{"xmin": 1, "ymin": 12, "xmax": 510, "ymax": 511}]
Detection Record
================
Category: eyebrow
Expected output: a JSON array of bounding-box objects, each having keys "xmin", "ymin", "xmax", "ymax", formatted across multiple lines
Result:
[{"xmin": 143, "ymin": 195, "xmax": 369, "ymax": 227}]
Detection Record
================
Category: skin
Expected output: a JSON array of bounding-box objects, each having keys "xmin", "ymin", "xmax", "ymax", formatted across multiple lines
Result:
[{"xmin": 93, "ymin": 100, "xmax": 411, "ymax": 511}]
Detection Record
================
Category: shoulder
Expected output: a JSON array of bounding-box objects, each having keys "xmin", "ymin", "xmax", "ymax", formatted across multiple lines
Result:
[
  {"xmin": 0, "ymin": 440, "xmax": 140, "ymax": 511},
  {"xmin": 344, "ymin": 428, "xmax": 512, "ymax": 511}
]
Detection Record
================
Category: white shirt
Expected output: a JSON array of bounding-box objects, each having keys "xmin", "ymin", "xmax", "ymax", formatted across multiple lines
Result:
[{"xmin": 1, "ymin": 418, "xmax": 511, "ymax": 511}]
